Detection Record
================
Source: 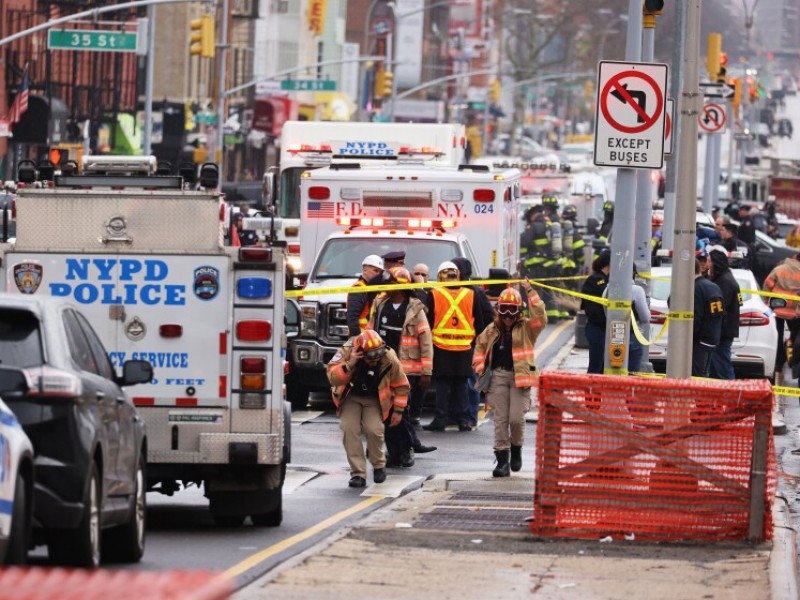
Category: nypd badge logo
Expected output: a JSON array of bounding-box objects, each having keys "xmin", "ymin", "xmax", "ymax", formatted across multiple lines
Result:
[
  {"xmin": 194, "ymin": 266, "xmax": 220, "ymax": 301},
  {"xmin": 14, "ymin": 263, "xmax": 43, "ymax": 294}
]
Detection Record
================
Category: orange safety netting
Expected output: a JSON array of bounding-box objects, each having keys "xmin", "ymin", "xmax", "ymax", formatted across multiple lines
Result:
[{"xmin": 531, "ymin": 371, "xmax": 777, "ymax": 542}]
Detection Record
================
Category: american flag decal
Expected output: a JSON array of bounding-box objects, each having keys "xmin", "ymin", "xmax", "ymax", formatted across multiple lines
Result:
[{"xmin": 308, "ymin": 201, "xmax": 334, "ymax": 218}]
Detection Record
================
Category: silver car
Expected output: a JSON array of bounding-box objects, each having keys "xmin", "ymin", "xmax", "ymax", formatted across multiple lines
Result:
[{"xmin": 647, "ymin": 266, "xmax": 778, "ymax": 379}]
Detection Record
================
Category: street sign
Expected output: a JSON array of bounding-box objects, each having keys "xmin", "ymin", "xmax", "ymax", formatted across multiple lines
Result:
[
  {"xmin": 280, "ymin": 79, "xmax": 337, "ymax": 92},
  {"xmin": 664, "ymin": 98, "xmax": 675, "ymax": 155},
  {"xmin": 48, "ymin": 29, "xmax": 140, "ymax": 53},
  {"xmin": 594, "ymin": 60, "xmax": 668, "ymax": 169},
  {"xmin": 699, "ymin": 81, "xmax": 735, "ymax": 100},
  {"xmin": 698, "ymin": 102, "xmax": 727, "ymax": 133}
]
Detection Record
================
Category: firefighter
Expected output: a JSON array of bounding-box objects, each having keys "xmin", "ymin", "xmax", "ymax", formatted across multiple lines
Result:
[
  {"xmin": 346, "ymin": 255, "xmax": 384, "ymax": 336},
  {"xmin": 594, "ymin": 200, "xmax": 614, "ymax": 260},
  {"xmin": 541, "ymin": 193, "xmax": 566, "ymax": 319},
  {"xmin": 368, "ymin": 266, "xmax": 436, "ymax": 467},
  {"xmin": 520, "ymin": 204, "xmax": 558, "ymax": 321},
  {"xmin": 560, "ymin": 203, "xmax": 586, "ymax": 298},
  {"xmin": 327, "ymin": 329, "xmax": 409, "ymax": 488},
  {"xmin": 423, "ymin": 261, "xmax": 487, "ymax": 432}
]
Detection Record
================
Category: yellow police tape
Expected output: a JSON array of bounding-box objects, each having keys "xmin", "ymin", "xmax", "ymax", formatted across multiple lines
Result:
[{"xmin": 286, "ymin": 273, "xmax": 800, "ymax": 397}]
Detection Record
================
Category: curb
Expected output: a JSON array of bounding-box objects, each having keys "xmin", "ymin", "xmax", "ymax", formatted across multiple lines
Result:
[{"xmin": 770, "ymin": 494, "xmax": 799, "ymax": 600}]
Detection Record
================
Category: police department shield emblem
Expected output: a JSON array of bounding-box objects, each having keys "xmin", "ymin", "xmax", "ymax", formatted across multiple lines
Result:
[
  {"xmin": 194, "ymin": 266, "xmax": 220, "ymax": 301},
  {"xmin": 13, "ymin": 263, "xmax": 43, "ymax": 294}
]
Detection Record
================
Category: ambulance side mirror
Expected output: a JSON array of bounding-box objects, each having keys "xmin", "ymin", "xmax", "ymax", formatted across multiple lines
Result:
[{"xmin": 285, "ymin": 299, "xmax": 301, "ymax": 338}]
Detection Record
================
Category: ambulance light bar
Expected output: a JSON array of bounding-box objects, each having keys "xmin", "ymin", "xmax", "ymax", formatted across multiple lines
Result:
[
  {"xmin": 336, "ymin": 217, "xmax": 456, "ymax": 230},
  {"xmin": 398, "ymin": 146, "xmax": 444, "ymax": 157}
]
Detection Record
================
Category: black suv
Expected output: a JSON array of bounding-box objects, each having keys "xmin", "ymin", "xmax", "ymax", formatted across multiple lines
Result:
[{"xmin": 0, "ymin": 295, "xmax": 152, "ymax": 567}]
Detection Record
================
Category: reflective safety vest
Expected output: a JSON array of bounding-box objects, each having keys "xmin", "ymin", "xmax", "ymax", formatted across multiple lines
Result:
[{"xmin": 431, "ymin": 287, "xmax": 476, "ymax": 351}]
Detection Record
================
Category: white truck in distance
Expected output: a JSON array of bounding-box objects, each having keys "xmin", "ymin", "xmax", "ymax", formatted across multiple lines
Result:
[
  {"xmin": 2, "ymin": 156, "xmax": 290, "ymax": 527},
  {"xmin": 281, "ymin": 161, "xmax": 521, "ymax": 408},
  {"xmin": 264, "ymin": 121, "xmax": 467, "ymax": 273}
]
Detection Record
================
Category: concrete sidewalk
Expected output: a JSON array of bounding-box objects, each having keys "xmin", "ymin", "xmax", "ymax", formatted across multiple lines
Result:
[{"xmin": 236, "ymin": 344, "xmax": 798, "ymax": 600}]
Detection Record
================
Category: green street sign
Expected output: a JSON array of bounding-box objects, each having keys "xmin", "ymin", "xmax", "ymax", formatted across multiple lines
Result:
[
  {"xmin": 48, "ymin": 29, "xmax": 140, "ymax": 53},
  {"xmin": 280, "ymin": 79, "xmax": 337, "ymax": 92}
]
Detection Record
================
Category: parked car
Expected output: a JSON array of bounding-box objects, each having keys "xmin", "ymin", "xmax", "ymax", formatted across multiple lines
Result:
[
  {"xmin": 0, "ymin": 397, "xmax": 33, "ymax": 565},
  {"xmin": 648, "ymin": 266, "xmax": 778, "ymax": 380},
  {"xmin": 0, "ymin": 295, "xmax": 153, "ymax": 567}
]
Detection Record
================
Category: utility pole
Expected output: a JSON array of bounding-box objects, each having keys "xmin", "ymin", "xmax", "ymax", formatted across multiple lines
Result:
[
  {"xmin": 215, "ymin": 0, "xmax": 229, "ymax": 180},
  {"xmin": 666, "ymin": 0, "xmax": 702, "ymax": 379}
]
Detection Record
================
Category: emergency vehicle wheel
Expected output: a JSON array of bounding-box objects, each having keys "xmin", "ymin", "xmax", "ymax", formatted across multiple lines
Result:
[
  {"xmin": 5, "ymin": 470, "xmax": 29, "ymax": 565},
  {"xmin": 251, "ymin": 491, "xmax": 282, "ymax": 527}
]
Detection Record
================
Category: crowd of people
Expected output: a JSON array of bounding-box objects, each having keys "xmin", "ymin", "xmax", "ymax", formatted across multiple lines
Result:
[{"xmin": 327, "ymin": 250, "xmax": 547, "ymax": 487}]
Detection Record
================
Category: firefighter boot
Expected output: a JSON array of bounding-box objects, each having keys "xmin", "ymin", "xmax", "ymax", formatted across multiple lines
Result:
[
  {"xmin": 510, "ymin": 445, "xmax": 523, "ymax": 472},
  {"xmin": 493, "ymin": 450, "xmax": 511, "ymax": 477}
]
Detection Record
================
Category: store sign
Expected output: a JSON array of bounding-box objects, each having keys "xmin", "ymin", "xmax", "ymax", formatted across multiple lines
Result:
[{"xmin": 307, "ymin": 0, "xmax": 328, "ymax": 36}]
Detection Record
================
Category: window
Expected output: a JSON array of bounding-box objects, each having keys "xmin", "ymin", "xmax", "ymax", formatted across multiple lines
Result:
[
  {"xmin": 0, "ymin": 308, "xmax": 43, "ymax": 368},
  {"xmin": 63, "ymin": 310, "xmax": 98, "ymax": 375},
  {"xmin": 74, "ymin": 311, "xmax": 115, "ymax": 380}
]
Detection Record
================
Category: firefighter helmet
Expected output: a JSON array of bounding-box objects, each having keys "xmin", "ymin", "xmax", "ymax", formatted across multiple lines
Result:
[
  {"xmin": 388, "ymin": 266, "xmax": 411, "ymax": 285},
  {"xmin": 542, "ymin": 193, "xmax": 559, "ymax": 207},
  {"xmin": 603, "ymin": 200, "xmax": 615, "ymax": 213},
  {"xmin": 497, "ymin": 287, "xmax": 523, "ymax": 307},
  {"xmin": 355, "ymin": 329, "xmax": 386, "ymax": 355},
  {"xmin": 561, "ymin": 204, "xmax": 577, "ymax": 220}
]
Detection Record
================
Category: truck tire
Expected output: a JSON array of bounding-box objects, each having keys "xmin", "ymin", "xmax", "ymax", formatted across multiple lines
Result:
[
  {"xmin": 5, "ymin": 469, "xmax": 29, "ymax": 565},
  {"xmin": 251, "ymin": 489, "xmax": 282, "ymax": 527},
  {"xmin": 49, "ymin": 461, "xmax": 101, "ymax": 568},
  {"xmin": 102, "ymin": 452, "xmax": 146, "ymax": 563},
  {"xmin": 287, "ymin": 382, "xmax": 309, "ymax": 410}
]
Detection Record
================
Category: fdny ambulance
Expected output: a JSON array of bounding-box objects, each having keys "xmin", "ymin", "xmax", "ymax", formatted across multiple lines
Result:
[
  {"xmin": 264, "ymin": 121, "xmax": 467, "ymax": 273},
  {"xmin": 279, "ymin": 161, "xmax": 521, "ymax": 408},
  {"xmin": 1, "ymin": 156, "xmax": 290, "ymax": 527}
]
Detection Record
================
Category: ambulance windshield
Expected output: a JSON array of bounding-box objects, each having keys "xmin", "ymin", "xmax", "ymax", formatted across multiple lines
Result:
[{"xmin": 312, "ymin": 238, "xmax": 461, "ymax": 280}]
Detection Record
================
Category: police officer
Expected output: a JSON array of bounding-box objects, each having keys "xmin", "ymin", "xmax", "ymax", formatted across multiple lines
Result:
[{"xmin": 520, "ymin": 204, "xmax": 558, "ymax": 321}]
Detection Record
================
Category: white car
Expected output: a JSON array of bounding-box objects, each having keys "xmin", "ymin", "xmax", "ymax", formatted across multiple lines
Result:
[
  {"xmin": 648, "ymin": 266, "xmax": 778, "ymax": 379},
  {"xmin": 0, "ymin": 397, "xmax": 33, "ymax": 564}
]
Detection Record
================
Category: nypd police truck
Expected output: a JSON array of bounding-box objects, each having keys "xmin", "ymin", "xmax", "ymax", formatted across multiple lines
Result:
[{"xmin": 1, "ymin": 156, "xmax": 290, "ymax": 526}]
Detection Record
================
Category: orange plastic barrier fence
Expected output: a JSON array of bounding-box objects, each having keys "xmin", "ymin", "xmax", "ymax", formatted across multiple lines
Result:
[
  {"xmin": 0, "ymin": 568, "xmax": 232, "ymax": 600},
  {"xmin": 532, "ymin": 371, "xmax": 776, "ymax": 542}
]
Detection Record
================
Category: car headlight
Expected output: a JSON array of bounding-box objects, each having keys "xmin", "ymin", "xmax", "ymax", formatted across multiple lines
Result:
[{"xmin": 300, "ymin": 303, "xmax": 317, "ymax": 337}]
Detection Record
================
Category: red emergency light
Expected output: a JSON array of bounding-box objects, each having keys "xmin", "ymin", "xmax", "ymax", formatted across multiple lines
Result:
[
  {"xmin": 473, "ymin": 189, "xmax": 495, "ymax": 202},
  {"xmin": 308, "ymin": 186, "xmax": 331, "ymax": 200},
  {"xmin": 287, "ymin": 143, "xmax": 332, "ymax": 155}
]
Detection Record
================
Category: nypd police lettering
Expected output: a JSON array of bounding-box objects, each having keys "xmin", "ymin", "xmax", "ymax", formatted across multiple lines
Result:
[
  {"xmin": 337, "ymin": 141, "xmax": 393, "ymax": 156},
  {"xmin": 50, "ymin": 258, "xmax": 186, "ymax": 305}
]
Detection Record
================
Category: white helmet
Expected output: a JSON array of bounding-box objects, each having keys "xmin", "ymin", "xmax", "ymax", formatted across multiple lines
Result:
[
  {"xmin": 362, "ymin": 254, "xmax": 384, "ymax": 269},
  {"xmin": 437, "ymin": 260, "xmax": 459, "ymax": 275}
]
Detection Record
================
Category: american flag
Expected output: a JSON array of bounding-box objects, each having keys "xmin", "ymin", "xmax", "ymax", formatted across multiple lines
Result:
[
  {"xmin": 9, "ymin": 64, "xmax": 30, "ymax": 124},
  {"xmin": 307, "ymin": 201, "xmax": 334, "ymax": 218}
]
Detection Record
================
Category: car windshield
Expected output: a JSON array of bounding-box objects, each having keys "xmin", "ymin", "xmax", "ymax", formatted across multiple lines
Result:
[
  {"xmin": 650, "ymin": 272, "xmax": 754, "ymax": 303},
  {"xmin": 312, "ymin": 238, "xmax": 460, "ymax": 280},
  {"xmin": 0, "ymin": 308, "xmax": 44, "ymax": 368}
]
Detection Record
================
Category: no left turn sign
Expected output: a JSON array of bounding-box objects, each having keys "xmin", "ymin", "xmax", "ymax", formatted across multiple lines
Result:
[
  {"xmin": 594, "ymin": 61, "xmax": 669, "ymax": 169},
  {"xmin": 698, "ymin": 102, "xmax": 727, "ymax": 134}
]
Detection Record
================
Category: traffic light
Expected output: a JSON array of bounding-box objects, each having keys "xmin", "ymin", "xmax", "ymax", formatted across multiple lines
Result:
[
  {"xmin": 730, "ymin": 77, "xmax": 742, "ymax": 113},
  {"xmin": 190, "ymin": 14, "xmax": 215, "ymax": 58},
  {"xmin": 706, "ymin": 33, "xmax": 722, "ymax": 81},
  {"xmin": 489, "ymin": 79, "xmax": 501, "ymax": 103},
  {"xmin": 373, "ymin": 68, "xmax": 393, "ymax": 98},
  {"xmin": 717, "ymin": 52, "xmax": 728, "ymax": 81},
  {"xmin": 643, "ymin": 0, "xmax": 664, "ymax": 15}
]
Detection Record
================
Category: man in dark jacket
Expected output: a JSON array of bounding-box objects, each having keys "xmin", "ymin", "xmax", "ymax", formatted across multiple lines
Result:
[
  {"xmin": 452, "ymin": 257, "xmax": 494, "ymax": 427},
  {"xmin": 693, "ymin": 257, "xmax": 725, "ymax": 377},
  {"xmin": 707, "ymin": 247, "xmax": 741, "ymax": 379}
]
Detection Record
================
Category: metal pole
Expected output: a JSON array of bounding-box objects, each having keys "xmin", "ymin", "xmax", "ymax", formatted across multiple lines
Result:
[
  {"xmin": 666, "ymin": 0, "xmax": 702, "ymax": 379},
  {"xmin": 727, "ymin": 100, "xmax": 735, "ymax": 199},
  {"xmin": 703, "ymin": 133, "xmax": 715, "ymax": 210},
  {"xmin": 662, "ymin": 0, "xmax": 686, "ymax": 250},
  {"xmin": 603, "ymin": 0, "xmax": 642, "ymax": 374},
  {"xmin": 216, "ymin": 0, "xmax": 228, "ymax": 180},
  {"xmin": 143, "ymin": 9, "xmax": 155, "ymax": 155},
  {"xmin": 634, "ymin": 16, "xmax": 656, "ymax": 369},
  {"xmin": 711, "ymin": 130, "xmax": 722, "ymax": 206}
]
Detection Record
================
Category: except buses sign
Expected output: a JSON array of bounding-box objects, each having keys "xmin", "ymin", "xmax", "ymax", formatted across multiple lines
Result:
[{"xmin": 594, "ymin": 60, "xmax": 668, "ymax": 170}]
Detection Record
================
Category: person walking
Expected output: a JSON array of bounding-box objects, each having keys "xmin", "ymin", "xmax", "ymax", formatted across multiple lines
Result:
[
  {"xmin": 369, "ymin": 267, "xmax": 436, "ymax": 467},
  {"xmin": 473, "ymin": 284, "xmax": 547, "ymax": 477},
  {"xmin": 327, "ymin": 329, "xmax": 409, "ymax": 488},
  {"xmin": 581, "ymin": 250, "xmax": 610, "ymax": 374},
  {"xmin": 707, "ymin": 247, "xmax": 741, "ymax": 380},
  {"xmin": 451, "ymin": 257, "xmax": 494, "ymax": 427},
  {"xmin": 423, "ymin": 261, "xmax": 486, "ymax": 432},
  {"xmin": 763, "ymin": 254, "xmax": 800, "ymax": 384},
  {"xmin": 346, "ymin": 255, "xmax": 384, "ymax": 337},
  {"xmin": 692, "ymin": 258, "xmax": 725, "ymax": 377}
]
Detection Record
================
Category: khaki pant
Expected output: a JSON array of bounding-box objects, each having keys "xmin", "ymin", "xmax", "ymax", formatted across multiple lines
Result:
[
  {"xmin": 487, "ymin": 368, "xmax": 531, "ymax": 450},
  {"xmin": 339, "ymin": 393, "xmax": 386, "ymax": 478}
]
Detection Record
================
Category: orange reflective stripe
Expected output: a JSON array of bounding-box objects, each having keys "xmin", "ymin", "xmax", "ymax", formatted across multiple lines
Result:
[
  {"xmin": 515, "ymin": 375, "xmax": 537, "ymax": 387},
  {"xmin": 401, "ymin": 336, "xmax": 420, "ymax": 347},
  {"xmin": 416, "ymin": 322, "xmax": 430, "ymax": 334}
]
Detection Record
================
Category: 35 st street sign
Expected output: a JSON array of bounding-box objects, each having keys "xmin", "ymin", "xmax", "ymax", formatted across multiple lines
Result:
[{"xmin": 48, "ymin": 29, "xmax": 142, "ymax": 53}]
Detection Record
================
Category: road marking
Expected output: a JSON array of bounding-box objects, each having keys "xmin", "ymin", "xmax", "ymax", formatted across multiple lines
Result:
[
  {"xmin": 536, "ymin": 318, "xmax": 574, "ymax": 356},
  {"xmin": 222, "ymin": 495, "xmax": 385, "ymax": 578}
]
